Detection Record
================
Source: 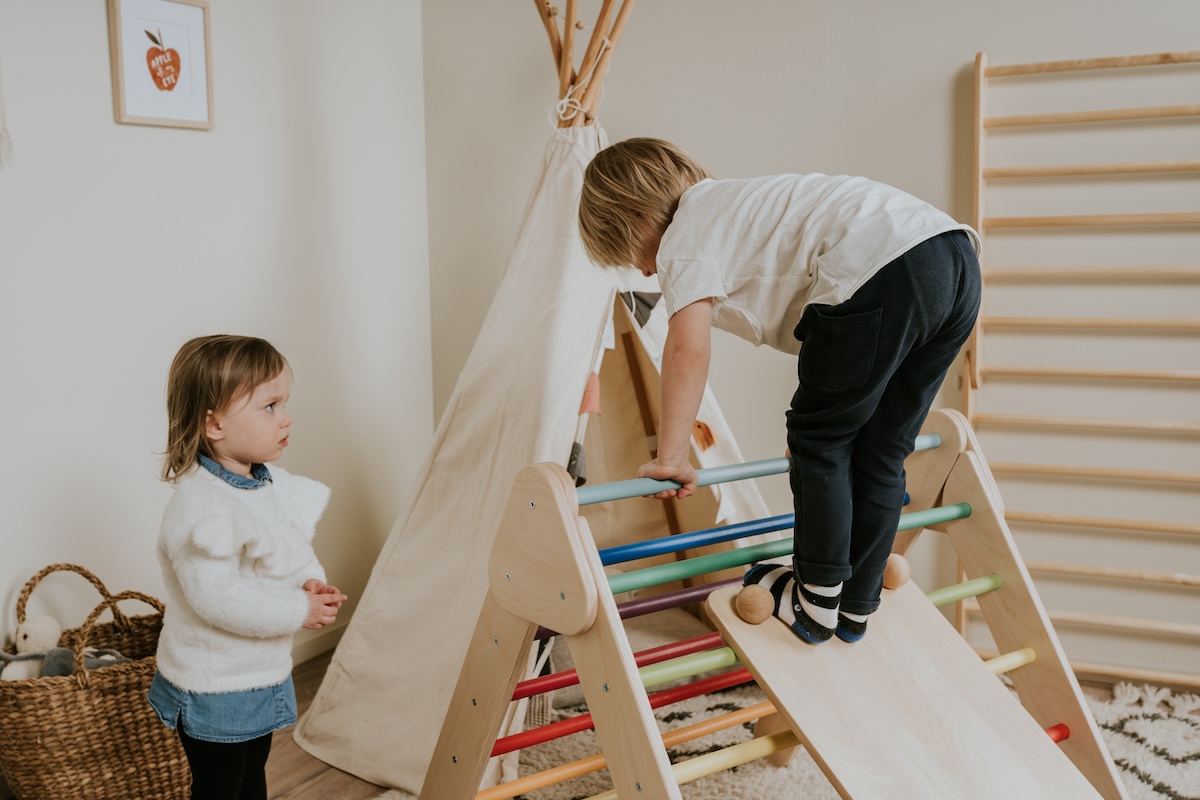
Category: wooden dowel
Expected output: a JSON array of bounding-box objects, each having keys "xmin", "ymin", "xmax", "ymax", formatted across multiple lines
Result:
[
  {"xmin": 984, "ymin": 160, "xmax": 1200, "ymax": 179},
  {"xmin": 985, "ymin": 103, "xmax": 1200, "ymax": 128},
  {"xmin": 1005, "ymin": 510, "xmax": 1200, "ymax": 537},
  {"xmin": 1024, "ymin": 560, "xmax": 1200, "ymax": 587},
  {"xmin": 982, "ymin": 315, "xmax": 1200, "ymax": 331},
  {"xmin": 981, "ymin": 316, "xmax": 1200, "ymax": 331},
  {"xmin": 968, "ymin": 603, "xmax": 1200, "ymax": 639},
  {"xmin": 971, "ymin": 413, "xmax": 1200, "ymax": 436},
  {"xmin": 983, "ymin": 266, "xmax": 1200, "ymax": 283},
  {"xmin": 532, "ymin": 0, "xmax": 562, "ymax": 69},
  {"xmin": 985, "ymin": 647, "xmax": 1037, "ymax": 675},
  {"xmin": 984, "ymin": 212, "xmax": 1200, "ymax": 229},
  {"xmin": 981, "ymin": 365, "xmax": 1200, "ymax": 382},
  {"xmin": 558, "ymin": 0, "xmax": 577, "ymax": 99},
  {"xmin": 475, "ymin": 702, "xmax": 777, "ymax": 800},
  {"xmin": 572, "ymin": 0, "xmax": 636, "ymax": 126},
  {"xmin": 985, "ymin": 50, "xmax": 1200, "ymax": 77},
  {"xmin": 1059, "ymin": 658, "xmax": 1200, "ymax": 692},
  {"xmin": 972, "ymin": 647, "xmax": 1200, "ymax": 691},
  {"xmin": 989, "ymin": 461, "xmax": 1200, "ymax": 485}
]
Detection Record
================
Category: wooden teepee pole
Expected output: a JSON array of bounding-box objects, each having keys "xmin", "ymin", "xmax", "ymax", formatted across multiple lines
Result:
[{"xmin": 572, "ymin": 0, "xmax": 636, "ymax": 126}]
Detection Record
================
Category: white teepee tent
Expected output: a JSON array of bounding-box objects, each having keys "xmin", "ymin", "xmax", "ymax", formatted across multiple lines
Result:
[{"xmin": 293, "ymin": 4, "xmax": 771, "ymax": 792}]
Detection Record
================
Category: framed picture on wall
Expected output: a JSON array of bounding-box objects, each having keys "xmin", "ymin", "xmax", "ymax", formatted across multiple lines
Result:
[{"xmin": 107, "ymin": 0, "xmax": 213, "ymax": 129}]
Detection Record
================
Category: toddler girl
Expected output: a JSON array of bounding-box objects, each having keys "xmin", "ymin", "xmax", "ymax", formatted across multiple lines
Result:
[{"xmin": 149, "ymin": 334, "xmax": 346, "ymax": 800}]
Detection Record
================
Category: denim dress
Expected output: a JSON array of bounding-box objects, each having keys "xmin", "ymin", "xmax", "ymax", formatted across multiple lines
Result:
[{"xmin": 147, "ymin": 455, "xmax": 299, "ymax": 743}]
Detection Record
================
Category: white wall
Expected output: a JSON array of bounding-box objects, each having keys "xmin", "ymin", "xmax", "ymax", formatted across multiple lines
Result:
[
  {"xmin": 0, "ymin": 0, "xmax": 430, "ymax": 686},
  {"xmin": 422, "ymin": 0, "xmax": 1199, "ymax": 583}
]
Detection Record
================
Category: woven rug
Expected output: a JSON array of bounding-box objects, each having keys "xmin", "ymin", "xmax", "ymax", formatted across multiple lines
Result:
[{"xmin": 375, "ymin": 681, "xmax": 1200, "ymax": 800}]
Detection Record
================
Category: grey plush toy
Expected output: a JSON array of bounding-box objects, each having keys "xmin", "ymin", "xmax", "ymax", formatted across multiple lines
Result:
[{"xmin": 40, "ymin": 646, "xmax": 133, "ymax": 678}]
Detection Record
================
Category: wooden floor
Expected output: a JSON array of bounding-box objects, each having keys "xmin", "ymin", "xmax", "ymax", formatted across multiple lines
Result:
[
  {"xmin": 267, "ymin": 650, "xmax": 1118, "ymax": 800},
  {"xmin": 268, "ymin": 651, "xmax": 384, "ymax": 800}
]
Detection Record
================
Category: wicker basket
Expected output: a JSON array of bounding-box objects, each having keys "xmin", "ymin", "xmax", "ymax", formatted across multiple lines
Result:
[{"xmin": 0, "ymin": 564, "xmax": 189, "ymax": 800}]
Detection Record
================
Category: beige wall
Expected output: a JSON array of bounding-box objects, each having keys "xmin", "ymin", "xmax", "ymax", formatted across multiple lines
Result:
[{"xmin": 0, "ymin": 0, "xmax": 431, "ymax": 710}]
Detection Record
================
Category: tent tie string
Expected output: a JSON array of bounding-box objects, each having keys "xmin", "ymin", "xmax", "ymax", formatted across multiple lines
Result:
[{"xmin": 550, "ymin": 35, "xmax": 610, "ymax": 127}]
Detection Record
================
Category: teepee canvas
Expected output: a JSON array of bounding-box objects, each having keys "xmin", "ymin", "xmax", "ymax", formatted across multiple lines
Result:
[{"xmin": 293, "ymin": 4, "xmax": 771, "ymax": 792}]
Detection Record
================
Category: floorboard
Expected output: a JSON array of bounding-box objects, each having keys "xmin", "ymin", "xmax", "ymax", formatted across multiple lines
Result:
[{"xmin": 268, "ymin": 651, "xmax": 384, "ymax": 800}]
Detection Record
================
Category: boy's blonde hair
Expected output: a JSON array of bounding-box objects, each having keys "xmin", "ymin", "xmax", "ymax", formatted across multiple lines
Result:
[
  {"xmin": 578, "ymin": 137, "xmax": 711, "ymax": 268},
  {"xmin": 162, "ymin": 335, "xmax": 290, "ymax": 482}
]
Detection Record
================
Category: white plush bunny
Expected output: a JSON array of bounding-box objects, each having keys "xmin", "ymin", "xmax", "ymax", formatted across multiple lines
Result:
[{"xmin": 0, "ymin": 616, "xmax": 62, "ymax": 681}]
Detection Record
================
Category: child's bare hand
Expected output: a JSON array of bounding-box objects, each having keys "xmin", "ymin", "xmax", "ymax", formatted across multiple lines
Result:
[
  {"xmin": 303, "ymin": 579, "xmax": 346, "ymax": 609},
  {"xmin": 637, "ymin": 459, "xmax": 698, "ymax": 499},
  {"xmin": 303, "ymin": 587, "xmax": 348, "ymax": 629}
]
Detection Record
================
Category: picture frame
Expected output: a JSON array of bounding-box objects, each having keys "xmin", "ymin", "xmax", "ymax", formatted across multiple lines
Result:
[{"xmin": 107, "ymin": 0, "xmax": 213, "ymax": 129}]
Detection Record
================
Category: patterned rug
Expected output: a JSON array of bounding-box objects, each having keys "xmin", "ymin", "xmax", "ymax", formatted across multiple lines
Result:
[{"xmin": 376, "ymin": 681, "xmax": 1200, "ymax": 800}]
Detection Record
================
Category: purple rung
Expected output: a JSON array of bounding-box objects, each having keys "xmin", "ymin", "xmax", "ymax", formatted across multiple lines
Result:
[{"xmin": 535, "ymin": 575, "xmax": 743, "ymax": 640}]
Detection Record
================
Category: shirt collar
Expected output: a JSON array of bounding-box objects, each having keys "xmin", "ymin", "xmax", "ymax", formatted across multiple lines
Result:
[{"xmin": 198, "ymin": 454, "xmax": 274, "ymax": 489}]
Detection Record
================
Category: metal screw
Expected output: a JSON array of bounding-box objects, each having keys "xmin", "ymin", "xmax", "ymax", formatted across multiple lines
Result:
[
  {"xmin": 493, "ymin": 637, "xmax": 499, "ymax": 645},
  {"xmin": 603, "ymin": 683, "xmax": 609, "ymax": 693},
  {"xmin": 505, "ymin": 572, "xmax": 511, "ymax": 581},
  {"xmin": 559, "ymin": 591, "xmax": 566, "ymax": 600},
  {"xmin": 529, "ymin": 500, "xmax": 536, "ymax": 508},
  {"xmin": 452, "ymin": 756, "xmax": 458, "ymax": 764},
  {"xmin": 471, "ymin": 698, "xmax": 477, "ymax": 706},
  {"xmin": 636, "ymin": 783, "xmax": 643, "ymax": 791}
]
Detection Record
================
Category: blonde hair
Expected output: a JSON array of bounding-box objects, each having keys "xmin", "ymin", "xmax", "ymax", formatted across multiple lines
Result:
[
  {"xmin": 578, "ymin": 137, "xmax": 711, "ymax": 268},
  {"xmin": 162, "ymin": 335, "xmax": 290, "ymax": 482}
]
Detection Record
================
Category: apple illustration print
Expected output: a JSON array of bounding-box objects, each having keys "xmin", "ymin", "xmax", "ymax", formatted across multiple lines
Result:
[{"xmin": 145, "ymin": 28, "xmax": 181, "ymax": 91}]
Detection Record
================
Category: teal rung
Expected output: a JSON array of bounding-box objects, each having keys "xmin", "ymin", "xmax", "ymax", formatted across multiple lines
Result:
[
  {"xmin": 638, "ymin": 647, "xmax": 738, "ymax": 689},
  {"xmin": 607, "ymin": 501, "xmax": 972, "ymax": 596},
  {"xmin": 926, "ymin": 574, "xmax": 1004, "ymax": 607},
  {"xmin": 578, "ymin": 433, "xmax": 943, "ymax": 506}
]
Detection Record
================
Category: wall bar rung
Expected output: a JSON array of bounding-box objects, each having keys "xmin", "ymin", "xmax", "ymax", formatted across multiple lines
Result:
[
  {"xmin": 984, "ymin": 212, "xmax": 1200, "ymax": 229},
  {"xmin": 1005, "ymin": 510, "xmax": 1200, "ymax": 537},
  {"xmin": 985, "ymin": 51, "xmax": 1200, "ymax": 77},
  {"xmin": 972, "ymin": 413, "xmax": 1200, "ymax": 436},
  {"xmin": 990, "ymin": 461, "xmax": 1200, "ymax": 485},
  {"xmin": 981, "ymin": 315, "xmax": 1200, "ymax": 331},
  {"xmin": 985, "ymin": 160, "xmax": 1200, "ymax": 178},
  {"xmin": 1024, "ymin": 560, "xmax": 1200, "ymax": 588},
  {"xmin": 966, "ymin": 603, "xmax": 1200, "ymax": 640},
  {"xmin": 980, "ymin": 365, "xmax": 1200, "ymax": 382},
  {"xmin": 985, "ymin": 104, "xmax": 1200, "ymax": 128},
  {"xmin": 983, "ymin": 266, "xmax": 1200, "ymax": 283}
]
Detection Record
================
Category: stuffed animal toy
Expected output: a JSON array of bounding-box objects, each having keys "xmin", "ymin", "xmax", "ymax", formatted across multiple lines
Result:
[
  {"xmin": 0, "ymin": 615, "xmax": 61, "ymax": 681},
  {"xmin": 41, "ymin": 646, "xmax": 133, "ymax": 677}
]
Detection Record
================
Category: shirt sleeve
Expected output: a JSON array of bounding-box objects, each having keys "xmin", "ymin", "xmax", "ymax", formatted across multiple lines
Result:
[{"xmin": 659, "ymin": 259, "xmax": 727, "ymax": 318}]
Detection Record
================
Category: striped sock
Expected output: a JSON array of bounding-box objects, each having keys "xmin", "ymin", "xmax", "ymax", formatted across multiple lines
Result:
[
  {"xmin": 743, "ymin": 565, "xmax": 840, "ymax": 645},
  {"xmin": 836, "ymin": 610, "xmax": 869, "ymax": 643}
]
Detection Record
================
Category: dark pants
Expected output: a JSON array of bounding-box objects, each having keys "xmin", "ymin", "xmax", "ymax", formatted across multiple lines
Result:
[
  {"xmin": 178, "ymin": 728, "xmax": 273, "ymax": 800},
  {"xmin": 786, "ymin": 230, "xmax": 980, "ymax": 615}
]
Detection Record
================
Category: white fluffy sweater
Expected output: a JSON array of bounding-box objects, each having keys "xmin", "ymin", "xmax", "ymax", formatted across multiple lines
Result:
[{"xmin": 156, "ymin": 464, "xmax": 330, "ymax": 693}]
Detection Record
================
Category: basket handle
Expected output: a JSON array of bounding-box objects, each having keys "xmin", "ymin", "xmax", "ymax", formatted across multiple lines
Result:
[
  {"xmin": 15, "ymin": 563, "xmax": 118, "ymax": 626},
  {"xmin": 70, "ymin": 590, "xmax": 165, "ymax": 687}
]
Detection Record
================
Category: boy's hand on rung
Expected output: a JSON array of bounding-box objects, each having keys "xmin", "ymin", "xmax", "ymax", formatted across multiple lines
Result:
[{"xmin": 637, "ymin": 459, "xmax": 698, "ymax": 500}]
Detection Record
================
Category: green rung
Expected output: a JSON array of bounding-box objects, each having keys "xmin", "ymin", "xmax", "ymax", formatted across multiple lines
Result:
[
  {"xmin": 638, "ymin": 647, "xmax": 739, "ymax": 689},
  {"xmin": 607, "ymin": 502, "xmax": 973, "ymax": 597}
]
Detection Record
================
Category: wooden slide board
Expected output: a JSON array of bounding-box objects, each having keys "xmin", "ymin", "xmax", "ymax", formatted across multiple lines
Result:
[{"xmin": 707, "ymin": 582, "xmax": 1104, "ymax": 800}]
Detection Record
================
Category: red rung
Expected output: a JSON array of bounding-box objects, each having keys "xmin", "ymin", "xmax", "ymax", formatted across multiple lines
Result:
[
  {"xmin": 492, "ymin": 667, "xmax": 752, "ymax": 756},
  {"xmin": 1045, "ymin": 723, "xmax": 1070, "ymax": 742}
]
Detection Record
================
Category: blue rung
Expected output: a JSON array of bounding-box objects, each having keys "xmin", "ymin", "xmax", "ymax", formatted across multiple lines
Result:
[{"xmin": 599, "ymin": 514, "xmax": 794, "ymax": 566}]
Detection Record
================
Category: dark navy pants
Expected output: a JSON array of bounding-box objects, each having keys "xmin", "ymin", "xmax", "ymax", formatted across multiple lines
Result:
[{"xmin": 786, "ymin": 230, "xmax": 980, "ymax": 615}]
